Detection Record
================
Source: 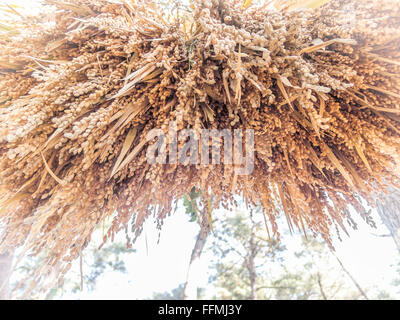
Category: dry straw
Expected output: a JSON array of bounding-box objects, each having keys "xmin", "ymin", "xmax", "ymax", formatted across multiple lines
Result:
[{"xmin": 0, "ymin": 0, "xmax": 399, "ymax": 293}]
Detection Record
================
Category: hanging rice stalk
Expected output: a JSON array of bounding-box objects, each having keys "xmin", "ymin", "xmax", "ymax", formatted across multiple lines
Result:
[{"xmin": 0, "ymin": 0, "xmax": 399, "ymax": 294}]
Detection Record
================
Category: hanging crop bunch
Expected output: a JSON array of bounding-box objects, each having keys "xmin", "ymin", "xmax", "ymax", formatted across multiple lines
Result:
[{"xmin": 0, "ymin": 0, "xmax": 399, "ymax": 291}]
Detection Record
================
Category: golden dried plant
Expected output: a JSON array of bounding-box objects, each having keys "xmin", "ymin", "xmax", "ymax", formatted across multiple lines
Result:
[{"xmin": 0, "ymin": 0, "xmax": 399, "ymax": 294}]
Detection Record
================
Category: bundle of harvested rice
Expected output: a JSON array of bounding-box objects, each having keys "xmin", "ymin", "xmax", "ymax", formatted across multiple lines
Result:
[{"xmin": 0, "ymin": 0, "xmax": 399, "ymax": 293}]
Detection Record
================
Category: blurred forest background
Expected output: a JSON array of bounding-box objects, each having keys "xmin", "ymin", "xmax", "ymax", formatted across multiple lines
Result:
[{"xmin": 10, "ymin": 201, "xmax": 400, "ymax": 300}]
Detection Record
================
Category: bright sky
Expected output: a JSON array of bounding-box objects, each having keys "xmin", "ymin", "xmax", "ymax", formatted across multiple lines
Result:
[
  {"xmin": 331, "ymin": 210, "xmax": 399, "ymax": 297},
  {"xmin": 0, "ymin": 0, "xmax": 44, "ymax": 15}
]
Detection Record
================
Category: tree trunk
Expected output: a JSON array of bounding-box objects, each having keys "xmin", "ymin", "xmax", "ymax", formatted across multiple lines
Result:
[
  {"xmin": 0, "ymin": 251, "xmax": 13, "ymax": 300},
  {"xmin": 183, "ymin": 227, "xmax": 208, "ymax": 300},
  {"xmin": 247, "ymin": 215, "xmax": 257, "ymax": 300},
  {"xmin": 316, "ymin": 273, "xmax": 327, "ymax": 300},
  {"xmin": 376, "ymin": 188, "xmax": 400, "ymax": 253},
  {"xmin": 333, "ymin": 253, "xmax": 369, "ymax": 300}
]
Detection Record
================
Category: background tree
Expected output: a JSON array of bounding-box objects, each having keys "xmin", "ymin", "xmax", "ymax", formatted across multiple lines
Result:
[
  {"xmin": 376, "ymin": 188, "xmax": 400, "ymax": 253},
  {"xmin": 271, "ymin": 238, "xmax": 370, "ymax": 300},
  {"xmin": 151, "ymin": 284, "xmax": 206, "ymax": 300},
  {"xmin": 207, "ymin": 209, "xmax": 382, "ymax": 300},
  {"xmin": 182, "ymin": 187, "xmax": 212, "ymax": 300},
  {"xmin": 152, "ymin": 284, "xmax": 185, "ymax": 300},
  {"xmin": 208, "ymin": 208, "xmax": 286, "ymax": 300},
  {"xmin": 11, "ymin": 227, "xmax": 134, "ymax": 300}
]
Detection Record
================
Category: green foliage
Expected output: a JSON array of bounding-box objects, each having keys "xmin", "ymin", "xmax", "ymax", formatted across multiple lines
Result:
[
  {"xmin": 268, "ymin": 238, "xmax": 359, "ymax": 300},
  {"xmin": 208, "ymin": 209, "xmax": 286, "ymax": 299},
  {"xmin": 12, "ymin": 239, "xmax": 135, "ymax": 299},
  {"xmin": 206, "ymin": 208, "xmax": 394, "ymax": 300},
  {"xmin": 182, "ymin": 187, "xmax": 202, "ymax": 222},
  {"xmin": 151, "ymin": 283, "xmax": 206, "ymax": 300},
  {"xmin": 73, "ymin": 243, "xmax": 135, "ymax": 293},
  {"xmin": 151, "ymin": 283, "xmax": 185, "ymax": 300}
]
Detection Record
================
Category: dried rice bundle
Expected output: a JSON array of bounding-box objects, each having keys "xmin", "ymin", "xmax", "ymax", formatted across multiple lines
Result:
[{"xmin": 0, "ymin": 0, "xmax": 399, "ymax": 292}]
